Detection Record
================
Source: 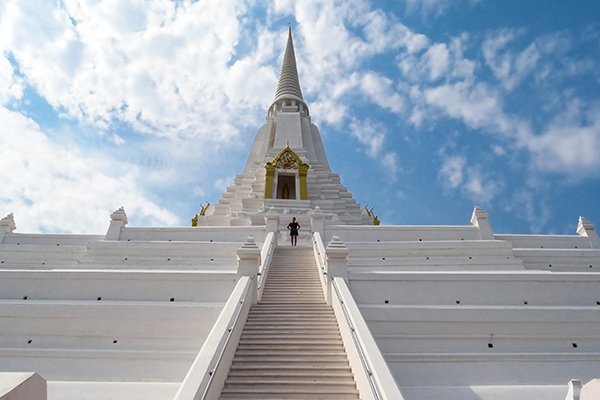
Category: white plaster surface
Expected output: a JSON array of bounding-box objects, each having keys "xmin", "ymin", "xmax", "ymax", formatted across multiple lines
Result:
[
  {"xmin": 47, "ymin": 381, "xmax": 178, "ymax": 400},
  {"xmin": 0, "ymin": 372, "xmax": 46, "ymax": 400}
]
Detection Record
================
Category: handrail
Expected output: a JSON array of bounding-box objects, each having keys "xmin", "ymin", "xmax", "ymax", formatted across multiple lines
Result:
[
  {"xmin": 173, "ymin": 276, "xmax": 254, "ymax": 400},
  {"xmin": 331, "ymin": 277, "xmax": 405, "ymax": 400},
  {"xmin": 311, "ymin": 232, "xmax": 327, "ymax": 292},
  {"xmin": 332, "ymin": 279, "xmax": 382, "ymax": 400},
  {"xmin": 313, "ymin": 232, "xmax": 402, "ymax": 400},
  {"xmin": 199, "ymin": 275, "xmax": 253, "ymax": 400},
  {"xmin": 257, "ymin": 232, "xmax": 276, "ymax": 300}
]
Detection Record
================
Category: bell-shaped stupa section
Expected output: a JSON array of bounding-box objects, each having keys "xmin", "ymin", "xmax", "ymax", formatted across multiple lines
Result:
[{"xmin": 201, "ymin": 28, "xmax": 372, "ymax": 227}]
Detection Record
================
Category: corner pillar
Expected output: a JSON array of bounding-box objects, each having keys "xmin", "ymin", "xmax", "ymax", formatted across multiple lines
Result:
[
  {"xmin": 265, "ymin": 208, "xmax": 279, "ymax": 246},
  {"xmin": 470, "ymin": 206, "xmax": 494, "ymax": 240},
  {"xmin": 105, "ymin": 207, "xmax": 128, "ymax": 240},
  {"xmin": 325, "ymin": 236, "xmax": 349, "ymax": 305},
  {"xmin": 0, "ymin": 213, "xmax": 16, "ymax": 244},
  {"xmin": 310, "ymin": 206, "xmax": 324, "ymax": 238},
  {"xmin": 237, "ymin": 235, "xmax": 261, "ymax": 304},
  {"xmin": 577, "ymin": 217, "xmax": 600, "ymax": 248}
]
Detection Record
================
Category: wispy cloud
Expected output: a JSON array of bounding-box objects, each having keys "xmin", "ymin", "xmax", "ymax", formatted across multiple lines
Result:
[
  {"xmin": 349, "ymin": 118, "xmax": 399, "ymax": 180},
  {"xmin": 0, "ymin": 106, "xmax": 178, "ymax": 233}
]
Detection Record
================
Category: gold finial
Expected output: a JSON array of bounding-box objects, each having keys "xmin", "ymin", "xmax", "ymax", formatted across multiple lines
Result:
[
  {"xmin": 364, "ymin": 204, "xmax": 380, "ymax": 226},
  {"xmin": 200, "ymin": 201, "xmax": 211, "ymax": 216},
  {"xmin": 192, "ymin": 201, "xmax": 211, "ymax": 227}
]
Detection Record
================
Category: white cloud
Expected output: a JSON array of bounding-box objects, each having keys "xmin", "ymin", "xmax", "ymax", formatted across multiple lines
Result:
[
  {"xmin": 0, "ymin": 55, "xmax": 23, "ymax": 105},
  {"xmin": 463, "ymin": 169, "xmax": 500, "ymax": 205},
  {"xmin": 348, "ymin": 118, "xmax": 399, "ymax": 179},
  {"xmin": 423, "ymin": 81, "xmax": 505, "ymax": 131},
  {"xmin": 527, "ymin": 102, "xmax": 600, "ymax": 175},
  {"xmin": 405, "ymin": 0, "xmax": 453, "ymax": 18},
  {"xmin": 359, "ymin": 72, "xmax": 404, "ymax": 114},
  {"xmin": 439, "ymin": 155, "xmax": 500, "ymax": 204},
  {"xmin": 381, "ymin": 152, "xmax": 399, "ymax": 178},
  {"xmin": 0, "ymin": 0, "xmax": 263, "ymax": 141},
  {"xmin": 349, "ymin": 118, "xmax": 385, "ymax": 157},
  {"xmin": 398, "ymin": 34, "xmax": 475, "ymax": 83},
  {"xmin": 439, "ymin": 155, "xmax": 465, "ymax": 188},
  {"xmin": 424, "ymin": 43, "xmax": 449, "ymax": 80},
  {"xmin": 510, "ymin": 190, "xmax": 551, "ymax": 233},
  {"xmin": 0, "ymin": 107, "xmax": 178, "ymax": 233}
]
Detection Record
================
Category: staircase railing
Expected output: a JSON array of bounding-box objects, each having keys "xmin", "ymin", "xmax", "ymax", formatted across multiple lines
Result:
[
  {"xmin": 173, "ymin": 275, "xmax": 254, "ymax": 400},
  {"xmin": 312, "ymin": 232, "xmax": 405, "ymax": 400},
  {"xmin": 257, "ymin": 231, "xmax": 276, "ymax": 301},
  {"xmin": 311, "ymin": 231, "xmax": 328, "ymax": 294}
]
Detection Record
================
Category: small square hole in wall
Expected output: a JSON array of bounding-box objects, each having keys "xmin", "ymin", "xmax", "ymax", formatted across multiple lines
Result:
[
  {"xmin": 210, "ymin": 240, "xmax": 213, "ymax": 243},
  {"xmin": 377, "ymin": 239, "xmax": 380, "ymax": 242},
  {"xmin": 113, "ymin": 340, "xmax": 118, "ymax": 344},
  {"xmin": 167, "ymin": 258, "xmax": 171, "ymax": 261},
  {"xmin": 596, "ymin": 301, "xmax": 600, "ymax": 305},
  {"xmin": 210, "ymin": 258, "xmax": 214, "ymax": 261},
  {"xmin": 124, "ymin": 257, "xmax": 128, "ymax": 261},
  {"xmin": 170, "ymin": 298, "xmax": 175, "ymax": 302},
  {"xmin": 27, "ymin": 340, "xmax": 32, "ymax": 344},
  {"xmin": 97, "ymin": 297, "xmax": 102, "ymax": 301},
  {"xmin": 56, "ymin": 244, "xmax": 60, "ymax": 246},
  {"xmin": 384, "ymin": 300, "xmax": 389, "ymax": 304},
  {"xmin": 572, "ymin": 343, "xmax": 578, "ymax": 348},
  {"xmin": 419, "ymin": 238, "xmax": 422, "ymax": 241},
  {"xmin": 548, "ymin": 264, "xmax": 552, "ymax": 268},
  {"xmin": 468, "ymin": 256, "xmax": 472, "ymax": 260},
  {"xmin": 382, "ymin": 257, "xmax": 386, "ymax": 261},
  {"xmin": 575, "ymin": 246, "xmax": 578, "ymax": 249},
  {"xmin": 23, "ymin": 296, "xmax": 28, "ymax": 300},
  {"xmin": 426, "ymin": 257, "xmax": 430, "ymax": 260},
  {"xmin": 456, "ymin": 300, "xmax": 461, "ymax": 304},
  {"xmin": 488, "ymin": 343, "xmax": 494, "ymax": 348},
  {"xmin": 523, "ymin": 301, "xmax": 528, "ymax": 305},
  {"xmin": 127, "ymin": 239, "xmax": 130, "ymax": 241},
  {"xmin": 590, "ymin": 265, "xmax": 593, "ymax": 269}
]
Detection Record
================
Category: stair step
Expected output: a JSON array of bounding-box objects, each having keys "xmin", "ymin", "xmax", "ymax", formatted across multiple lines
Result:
[
  {"xmin": 229, "ymin": 364, "xmax": 352, "ymax": 372},
  {"xmin": 237, "ymin": 345, "xmax": 345, "ymax": 351},
  {"xmin": 240, "ymin": 334, "xmax": 342, "ymax": 340},
  {"xmin": 221, "ymin": 387, "xmax": 358, "ymax": 395}
]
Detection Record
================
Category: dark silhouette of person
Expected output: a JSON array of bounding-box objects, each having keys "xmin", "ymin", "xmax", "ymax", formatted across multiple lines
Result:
[{"xmin": 287, "ymin": 217, "xmax": 300, "ymax": 246}]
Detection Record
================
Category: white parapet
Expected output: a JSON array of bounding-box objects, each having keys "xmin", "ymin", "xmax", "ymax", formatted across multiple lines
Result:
[
  {"xmin": 0, "ymin": 213, "xmax": 16, "ymax": 244},
  {"xmin": 0, "ymin": 372, "xmax": 46, "ymax": 400},
  {"xmin": 105, "ymin": 207, "xmax": 128, "ymax": 240},
  {"xmin": 470, "ymin": 206, "xmax": 494, "ymax": 240},
  {"xmin": 577, "ymin": 216, "xmax": 600, "ymax": 248}
]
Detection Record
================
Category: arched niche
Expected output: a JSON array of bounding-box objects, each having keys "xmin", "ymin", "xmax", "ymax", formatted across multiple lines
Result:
[{"xmin": 265, "ymin": 146, "xmax": 309, "ymax": 200}]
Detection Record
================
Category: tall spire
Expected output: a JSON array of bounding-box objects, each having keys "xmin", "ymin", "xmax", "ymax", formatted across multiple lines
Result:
[{"xmin": 273, "ymin": 26, "xmax": 304, "ymax": 103}]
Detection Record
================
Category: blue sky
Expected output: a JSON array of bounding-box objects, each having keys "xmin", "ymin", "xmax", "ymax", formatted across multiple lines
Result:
[{"xmin": 1, "ymin": 0, "xmax": 599, "ymax": 234}]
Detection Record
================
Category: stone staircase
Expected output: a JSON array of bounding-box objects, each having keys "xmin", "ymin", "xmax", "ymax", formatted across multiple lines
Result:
[{"xmin": 219, "ymin": 246, "xmax": 360, "ymax": 399}]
